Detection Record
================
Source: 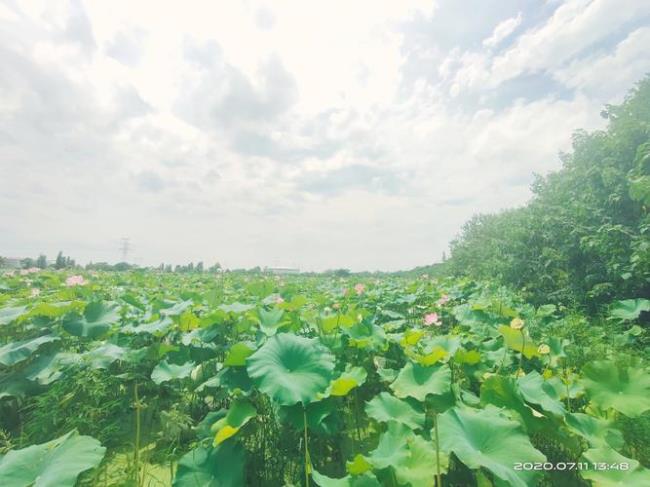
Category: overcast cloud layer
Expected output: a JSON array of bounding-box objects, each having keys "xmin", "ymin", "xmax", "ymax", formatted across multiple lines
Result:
[{"xmin": 1, "ymin": 0, "xmax": 649, "ymax": 271}]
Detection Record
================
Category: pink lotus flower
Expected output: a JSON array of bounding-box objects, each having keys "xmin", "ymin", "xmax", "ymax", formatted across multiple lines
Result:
[
  {"xmin": 354, "ymin": 283, "xmax": 365, "ymax": 295},
  {"xmin": 65, "ymin": 275, "xmax": 86, "ymax": 287},
  {"xmin": 437, "ymin": 294, "xmax": 450, "ymax": 306},
  {"xmin": 275, "ymin": 296, "xmax": 285, "ymax": 304},
  {"xmin": 424, "ymin": 312, "xmax": 441, "ymax": 326},
  {"xmin": 332, "ymin": 302, "xmax": 341, "ymax": 310}
]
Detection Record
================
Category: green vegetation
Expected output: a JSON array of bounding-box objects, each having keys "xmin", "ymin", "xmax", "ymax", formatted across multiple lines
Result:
[
  {"xmin": 448, "ymin": 77, "xmax": 650, "ymax": 312},
  {"xmin": 0, "ymin": 270, "xmax": 648, "ymax": 486},
  {"xmin": 0, "ymin": 79, "xmax": 649, "ymax": 486}
]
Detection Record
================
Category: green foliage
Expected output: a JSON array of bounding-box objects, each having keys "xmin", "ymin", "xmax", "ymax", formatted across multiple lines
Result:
[
  {"xmin": 365, "ymin": 392, "xmax": 425, "ymax": 430},
  {"xmin": 448, "ymin": 76, "xmax": 650, "ymax": 311},
  {"xmin": 62, "ymin": 301, "xmax": 120, "ymax": 338},
  {"xmin": 581, "ymin": 360, "xmax": 650, "ymax": 417},
  {"xmin": 0, "ymin": 430, "xmax": 105, "ymax": 487},
  {"xmin": 0, "ymin": 268, "xmax": 648, "ymax": 485},
  {"xmin": 246, "ymin": 333, "xmax": 335, "ymax": 405},
  {"xmin": 151, "ymin": 360, "xmax": 195, "ymax": 384},
  {"xmin": 438, "ymin": 406, "xmax": 546, "ymax": 487},
  {"xmin": 172, "ymin": 442, "xmax": 245, "ymax": 487}
]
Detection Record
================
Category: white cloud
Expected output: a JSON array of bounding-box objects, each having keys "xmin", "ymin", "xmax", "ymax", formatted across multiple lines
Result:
[
  {"xmin": 554, "ymin": 26, "xmax": 650, "ymax": 102},
  {"xmin": 0, "ymin": 0, "xmax": 646, "ymax": 270},
  {"xmin": 451, "ymin": 0, "xmax": 650, "ymax": 94},
  {"xmin": 483, "ymin": 12, "xmax": 522, "ymax": 48}
]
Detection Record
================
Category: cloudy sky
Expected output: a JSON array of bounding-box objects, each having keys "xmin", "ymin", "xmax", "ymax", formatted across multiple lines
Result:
[{"xmin": 1, "ymin": 0, "xmax": 649, "ymax": 271}]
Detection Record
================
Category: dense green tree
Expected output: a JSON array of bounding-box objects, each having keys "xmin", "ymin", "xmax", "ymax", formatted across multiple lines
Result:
[
  {"xmin": 55, "ymin": 251, "xmax": 65, "ymax": 269},
  {"xmin": 35, "ymin": 255, "xmax": 47, "ymax": 269},
  {"xmin": 448, "ymin": 76, "xmax": 650, "ymax": 311}
]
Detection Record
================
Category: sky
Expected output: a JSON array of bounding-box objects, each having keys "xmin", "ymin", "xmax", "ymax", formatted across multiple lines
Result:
[{"xmin": 1, "ymin": 0, "xmax": 649, "ymax": 271}]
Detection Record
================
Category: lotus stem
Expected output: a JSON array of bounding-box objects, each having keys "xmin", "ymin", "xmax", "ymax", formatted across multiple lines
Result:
[
  {"xmin": 433, "ymin": 413, "xmax": 442, "ymax": 487},
  {"xmin": 564, "ymin": 366, "xmax": 572, "ymax": 413},
  {"xmin": 354, "ymin": 390, "xmax": 362, "ymax": 443},
  {"xmin": 303, "ymin": 405, "xmax": 310, "ymax": 487},
  {"xmin": 134, "ymin": 381, "xmax": 142, "ymax": 487},
  {"xmin": 519, "ymin": 329, "xmax": 525, "ymax": 372}
]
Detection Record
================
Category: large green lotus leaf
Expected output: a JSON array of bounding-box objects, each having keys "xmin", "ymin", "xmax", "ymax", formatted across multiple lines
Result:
[
  {"xmin": 368, "ymin": 421, "xmax": 411, "ymax": 470},
  {"xmin": 219, "ymin": 302, "xmax": 254, "ymax": 314},
  {"xmin": 609, "ymin": 299, "xmax": 650, "ymax": 321},
  {"xmin": 23, "ymin": 352, "xmax": 78, "ymax": 385},
  {"xmin": 223, "ymin": 342, "xmax": 255, "ymax": 367},
  {"xmin": 181, "ymin": 326, "xmax": 220, "ymax": 346},
  {"xmin": 321, "ymin": 365, "xmax": 367, "ymax": 398},
  {"xmin": 278, "ymin": 398, "xmax": 338, "ymax": 434},
  {"xmin": 580, "ymin": 447, "xmax": 650, "ymax": 487},
  {"xmin": 258, "ymin": 307, "xmax": 286, "ymax": 335},
  {"xmin": 0, "ymin": 306, "xmax": 28, "ymax": 325},
  {"xmin": 196, "ymin": 410, "xmax": 227, "ymax": 440},
  {"xmin": 421, "ymin": 335, "xmax": 461, "ymax": 358},
  {"xmin": 438, "ymin": 406, "xmax": 546, "ymax": 487},
  {"xmin": 160, "ymin": 300, "xmax": 193, "ymax": 317},
  {"xmin": 367, "ymin": 421, "xmax": 450, "ymax": 485},
  {"xmin": 390, "ymin": 362, "xmax": 451, "ymax": 402},
  {"xmin": 376, "ymin": 367, "xmax": 398, "ymax": 383},
  {"xmin": 394, "ymin": 433, "xmax": 449, "ymax": 487},
  {"xmin": 62, "ymin": 301, "xmax": 120, "ymax": 338},
  {"xmin": 178, "ymin": 310, "xmax": 200, "ymax": 331},
  {"xmin": 346, "ymin": 454, "xmax": 372, "ymax": 475},
  {"xmin": 123, "ymin": 316, "xmax": 173, "ymax": 335},
  {"xmin": 217, "ymin": 367, "xmax": 254, "ymax": 394},
  {"xmin": 173, "ymin": 442, "xmax": 245, "ymax": 487},
  {"xmin": 365, "ymin": 392, "xmax": 425, "ymax": 430},
  {"xmin": 312, "ymin": 470, "xmax": 381, "ymax": 487},
  {"xmin": 0, "ymin": 374, "xmax": 38, "ymax": 400},
  {"xmin": 80, "ymin": 343, "xmax": 127, "ymax": 369},
  {"xmin": 278, "ymin": 294, "xmax": 308, "ymax": 311},
  {"xmin": 483, "ymin": 346, "xmax": 514, "ymax": 369},
  {"xmin": 246, "ymin": 280, "xmax": 275, "ymax": 297},
  {"xmin": 546, "ymin": 376, "xmax": 584, "ymax": 400},
  {"xmin": 517, "ymin": 371, "xmax": 566, "ymax": 416},
  {"xmin": 212, "ymin": 398, "xmax": 257, "ymax": 445},
  {"xmin": 581, "ymin": 361, "xmax": 650, "ymax": 417},
  {"xmin": 27, "ymin": 303, "xmax": 71, "ymax": 320},
  {"xmin": 480, "ymin": 375, "xmax": 539, "ymax": 431},
  {"xmin": 151, "ymin": 360, "xmax": 195, "ymax": 384},
  {"xmin": 0, "ymin": 335, "xmax": 60, "ymax": 366},
  {"xmin": 246, "ymin": 333, "xmax": 335, "ymax": 405},
  {"xmin": 0, "ymin": 430, "xmax": 105, "ymax": 487},
  {"xmin": 565, "ymin": 413, "xmax": 624, "ymax": 449},
  {"xmin": 497, "ymin": 325, "xmax": 538, "ymax": 359},
  {"xmin": 454, "ymin": 348, "xmax": 481, "ymax": 365},
  {"xmin": 226, "ymin": 398, "xmax": 257, "ymax": 428}
]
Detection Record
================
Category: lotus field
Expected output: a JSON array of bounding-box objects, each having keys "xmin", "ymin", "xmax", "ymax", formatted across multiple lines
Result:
[{"xmin": 0, "ymin": 270, "xmax": 649, "ymax": 487}]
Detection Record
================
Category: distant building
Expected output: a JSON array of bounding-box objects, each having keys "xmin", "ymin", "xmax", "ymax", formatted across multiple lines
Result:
[{"xmin": 265, "ymin": 266, "xmax": 300, "ymax": 275}]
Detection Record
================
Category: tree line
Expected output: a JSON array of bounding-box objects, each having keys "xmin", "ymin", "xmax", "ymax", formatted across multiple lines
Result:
[{"xmin": 446, "ymin": 75, "xmax": 650, "ymax": 313}]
